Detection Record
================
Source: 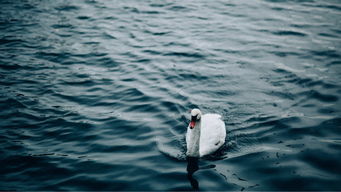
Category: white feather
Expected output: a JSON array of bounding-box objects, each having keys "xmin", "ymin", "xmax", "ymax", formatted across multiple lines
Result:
[{"xmin": 186, "ymin": 110, "xmax": 226, "ymax": 157}]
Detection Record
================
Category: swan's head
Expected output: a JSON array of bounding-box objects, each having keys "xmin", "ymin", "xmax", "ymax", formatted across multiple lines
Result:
[{"xmin": 189, "ymin": 108, "xmax": 202, "ymax": 129}]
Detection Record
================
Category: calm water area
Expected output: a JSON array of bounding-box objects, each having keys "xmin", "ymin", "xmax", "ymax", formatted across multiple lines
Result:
[{"xmin": 1, "ymin": 0, "xmax": 341, "ymax": 190}]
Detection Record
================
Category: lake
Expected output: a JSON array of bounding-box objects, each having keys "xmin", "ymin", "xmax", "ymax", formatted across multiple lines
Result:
[{"xmin": 0, "ymin": 0, "xmax": 340, "ymax": 190}]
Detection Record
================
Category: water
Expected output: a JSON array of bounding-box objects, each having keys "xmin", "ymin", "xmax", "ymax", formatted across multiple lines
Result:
[{"xmin": 1, "ymin": 0, "xmax": 340, "ymax": 190}]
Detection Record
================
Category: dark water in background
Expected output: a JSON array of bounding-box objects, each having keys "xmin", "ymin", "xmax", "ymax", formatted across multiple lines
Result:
[{"xmin": 1, "ymin": 0, "xmax": 341, "ymax": 190}]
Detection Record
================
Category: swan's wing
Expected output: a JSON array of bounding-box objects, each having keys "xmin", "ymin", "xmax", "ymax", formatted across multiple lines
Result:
[{"xmin": 200, "ymin": 114, "xmax": 226, "ymax": 156}]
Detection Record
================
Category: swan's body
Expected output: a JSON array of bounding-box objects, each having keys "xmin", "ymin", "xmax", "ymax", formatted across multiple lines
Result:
[{"xmin": 186, "ymin": 109, "xmax": 226, "ymax": 157}]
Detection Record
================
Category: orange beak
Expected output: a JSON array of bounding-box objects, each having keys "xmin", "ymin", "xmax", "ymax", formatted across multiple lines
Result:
[{"xmin": 189, "ymin": 121, "xmax": 196, "ymax": 129}]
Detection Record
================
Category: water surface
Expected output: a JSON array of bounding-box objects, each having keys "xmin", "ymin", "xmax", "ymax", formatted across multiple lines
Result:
[{"xmin": 1, "ymin": 0, "xmax": 341, "ymax": 190}]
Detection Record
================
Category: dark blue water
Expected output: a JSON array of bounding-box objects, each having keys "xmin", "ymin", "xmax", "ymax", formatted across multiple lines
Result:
[{"xmin": 1, "ymin": 0, "xmax": 341, "ymax": 190}]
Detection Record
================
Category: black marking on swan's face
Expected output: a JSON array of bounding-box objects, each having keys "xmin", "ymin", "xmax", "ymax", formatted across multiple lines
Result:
[{"xmin": 191, "ymin": 115, "xmax": 198, "ymax": 122}]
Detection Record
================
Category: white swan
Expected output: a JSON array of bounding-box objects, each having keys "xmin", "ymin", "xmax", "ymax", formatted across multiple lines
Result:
[{"xmin": 186, "ymin": 108, "xmax": 226, "ymax": 157}]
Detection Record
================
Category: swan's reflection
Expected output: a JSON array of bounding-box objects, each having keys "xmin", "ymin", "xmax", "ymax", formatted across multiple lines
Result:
[{"xmin": 187, "ymin": 156, "xmax": 199, "ymax": 190}]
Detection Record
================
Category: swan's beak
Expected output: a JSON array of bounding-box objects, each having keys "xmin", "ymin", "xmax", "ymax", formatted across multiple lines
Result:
[
  {"xmin": 189, "ymin": 121, "xmax": 196, "ymax": 129},
  {"xmin": 189, "ymin": 115, "xmax": 197, "ymax": 129}
]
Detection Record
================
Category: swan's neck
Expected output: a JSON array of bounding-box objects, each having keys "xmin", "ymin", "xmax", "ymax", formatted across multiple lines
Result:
[{"xmin": 187, "ymin": 120, "xmax": 201, "ymax": 157}]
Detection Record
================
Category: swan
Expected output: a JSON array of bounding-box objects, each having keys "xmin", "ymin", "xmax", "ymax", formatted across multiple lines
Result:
[{"xmin": 186, "ymin": 108, "xmax": 226, "ymax": 157}]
